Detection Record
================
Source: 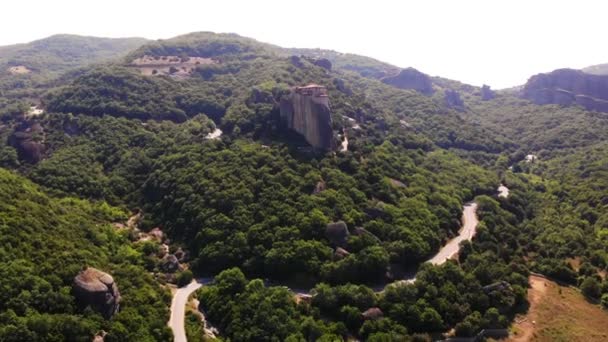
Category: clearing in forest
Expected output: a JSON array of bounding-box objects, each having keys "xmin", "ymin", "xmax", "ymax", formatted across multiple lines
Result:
[{"xmin": 508, "ymin": 275, "xmax": 608, "ymax": 342}]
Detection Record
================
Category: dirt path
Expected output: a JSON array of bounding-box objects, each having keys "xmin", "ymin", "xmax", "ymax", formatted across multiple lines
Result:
[{"xmin": 508, "ymin": 275, "xmax": 548, "ymax": 342}]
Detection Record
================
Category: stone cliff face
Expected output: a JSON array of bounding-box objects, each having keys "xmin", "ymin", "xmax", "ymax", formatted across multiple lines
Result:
[
  {"xmin": 73, "ymin": 267, "xmax": 120, "ymax": 318},
  {"xmin": 481, "ymin": 84, "xmax": 495, "ymax": 100},
  {"xmin": 381, "ymin": 67, "xmax": 434, "ymax": 95},
  {"xmin": 8, "ymin": 120, "xmax": 46, "ymax": 163},
  {"xmin": 522, "ymin": 68, "xmax": 608, "ymax": 112},
  {"xmin": 280, "ymin": 85, "xmax": 335, "ymax": 150}
]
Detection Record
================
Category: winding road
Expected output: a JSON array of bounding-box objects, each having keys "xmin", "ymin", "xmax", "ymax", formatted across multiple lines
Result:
[
  {"xmin": 168, "ymin": 278, "xmax": 213, "ymax": 342},
  {"xmin": 169, "ymin": 186, "xmax": 509, "ymax": 341}
]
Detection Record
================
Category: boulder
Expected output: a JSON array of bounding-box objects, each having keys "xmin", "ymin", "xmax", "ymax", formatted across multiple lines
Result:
[
  {"xmin": 148, "ymin": 227, "xmax": 164, "ymax": 241},
  {"xmin": 381, "ymin": 67, "xmax": 434, "ymax": 95},
  {"xmin": 174, "ymin": 247, "xmax": 188, "ymax": 262},
  {"xmin": 280, "ymin": 84, "xmax": 335, "ymax": 150},
  {"xmin": 522, "ymin": 68, "xmax": 608, "ymax": 112},
  {"xmin": 362, "ymin": 307, "xmax": 384, "ymax": 320},
  {"xmin": 325, "ymin": 221, "xmax": 349, "ymax": 246},
  {"xmin": 8, "ymin": 121, "xmax": 45, "ymax": 163},
  {"xmin": 73, "ymin": 267, "xmax": 120, "ymax": 318},
  {"xmin": 160, "ymin": 254, "xmax": 180, "ymax": 273},
  {"xmin": 481, "ymin": 84, "xmax": 495, "ymax": 100},
  {"xmin": 444, "ymin": 89, "xmax": 464, "ymax": 111},
  {"xmin": 313, "ymin": 180, "xmax": 326, "ymax": 194},
  {"xmin": 334, "ymin": 247, "xmax": 350, "ymax": 260}
]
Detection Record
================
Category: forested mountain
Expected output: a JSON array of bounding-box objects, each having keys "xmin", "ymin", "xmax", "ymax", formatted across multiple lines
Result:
[{"xmin": 0, "ymin": 32, "xmax": 607, "ymax": 341}]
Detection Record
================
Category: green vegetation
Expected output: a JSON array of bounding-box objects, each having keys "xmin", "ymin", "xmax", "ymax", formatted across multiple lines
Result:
[
  {"xmin": 0, "ymin": 31, "xmax": 607, "ymax": 340},
  {"xmin": 0, "ymin": 168, "xmax": 171, "ymax": 341}
]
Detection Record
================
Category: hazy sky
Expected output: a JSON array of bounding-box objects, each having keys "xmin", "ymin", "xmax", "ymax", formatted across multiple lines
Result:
[{"xmin": 2, "ymin": 0, "xmax": 607, "ymax": 88}]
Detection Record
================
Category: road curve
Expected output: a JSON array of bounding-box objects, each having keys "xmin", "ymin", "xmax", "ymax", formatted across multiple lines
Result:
[
  {"xmin": 427, "ymin": 202, "xmax": 478, "ymax": 265},
  {"xmin": 169, "ymin": 279, "xmax": 209, "ymax": 342},
  {"xmin": 170, "ymin": 186, "xmax": 508, "ymax": 340}
]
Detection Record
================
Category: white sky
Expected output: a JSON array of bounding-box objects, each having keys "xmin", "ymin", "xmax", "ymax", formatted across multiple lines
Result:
[{"xmin": 1, "ymin": 0, "xmax": 607, "ymax": 88}]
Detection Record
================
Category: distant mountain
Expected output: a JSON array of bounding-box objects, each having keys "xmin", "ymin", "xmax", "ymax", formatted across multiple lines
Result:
[
  {"xmin": 0, "ymin": 34, "xmax": 148, "ymax": 78},
  {"xmin": 583, "ymin": 63, "xmax": 608, "ymax": 75}
]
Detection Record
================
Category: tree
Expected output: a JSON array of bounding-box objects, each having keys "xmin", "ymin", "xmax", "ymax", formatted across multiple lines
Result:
[{"xmin": 581, "ymin": 277, "xmax": 601, "ymax": 299}]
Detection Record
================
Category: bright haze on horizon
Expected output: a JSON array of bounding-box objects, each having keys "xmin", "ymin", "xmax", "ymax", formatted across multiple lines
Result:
[{"xmin": 2, "ymin": 0, "xmax": 606, "ymax": 89}]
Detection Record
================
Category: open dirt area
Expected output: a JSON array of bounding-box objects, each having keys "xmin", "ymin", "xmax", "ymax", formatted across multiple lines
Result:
[
  {"xmin": 129, "ymin": 55, "xmax": 216, "ymax": 77},
  {"xmin": 508, "ymin": 275, "xmax": 608, "ymax": 342}
]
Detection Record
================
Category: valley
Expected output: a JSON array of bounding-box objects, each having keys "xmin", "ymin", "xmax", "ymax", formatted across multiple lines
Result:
[{"xmin": 0, "ymin": 30, "xmax": 606, "ymax": 342}]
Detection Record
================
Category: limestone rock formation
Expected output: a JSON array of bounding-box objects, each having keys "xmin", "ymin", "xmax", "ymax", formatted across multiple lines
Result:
[
  {"xmin": 481, "ymin": 84, "xmax": 495, "ymax": 100},
  {"xmin": 8, "ymin": 121, "xmax": 46, "ymax": 163},
  {"xmin": 444, "ymin": 89, "xmax": 464, "ymax": 111},
  {"xmin": 522, "ymin": 68, "xmax": 608, "ymax": 112},
  {"xmin": 381, "ymin": 67, "xmax": 434, "ymax": 95},
  {"xmin": 280, "ymin": 84, "xmax": 335, "ymax": 150},
  {"xmin": 325, "ymin": 221, "xmax": 349, "ymax": 246},
  {"xmin": 73, "ymin": 267, "xmax": 120, "ymax": 318}
]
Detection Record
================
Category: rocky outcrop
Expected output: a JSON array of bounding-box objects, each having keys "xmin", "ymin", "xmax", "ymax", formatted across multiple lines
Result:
[
  {"xmin": 289, "ymin": 55, "xmax": 305, "ymax": 68},
  {"xmin": 481, "ymin": 84, "xmax": 495, "ymax": 100},
  {"xmin": 362, "ymin": 307, "xmax": 384, "ymax": 320},
  {"xmin": 334, "ymin": 247, "xmax": 350, "ymax": 260},
  {"xmin": 73, "ymin": 267, "xmax": 120, "ymax": 318},
  {"xmin": 280, "ymin": 84, "xmax": 335, "ymax": 150},
  {"xmin": 444, "ymin": 89, "xmax": 464, "ymax": 111},
  {"xmin": 311, "ymin": 58, "xmax": 332, "ymax": 71},
  {"xmin": 8, "ymin": 121, "xmax": 46, "ymax": 163},
  {"xmin": 333, "ymin": 78, "xmax": 352, "ymax": 95},
  {"xmin": 381, "ymin": 67, "xmax": 434, "ymax": 95},
  {"xmin": 522, "ymin": 68, "xmax": 608, "ymax": 112},
  {"xmin": 325, "ymin": 221, "xmax": 349, "ymax": 246},
  {"xmin": 160, "ymin": 254, "xmax": 181, "ymax": 273}
]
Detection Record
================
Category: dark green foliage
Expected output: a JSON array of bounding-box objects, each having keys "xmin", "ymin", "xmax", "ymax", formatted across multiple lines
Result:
[
  {"xmin": 46, "ymin": 67, "xmax": 189, "ymax": 121},
  {"xmin": 0, "ymin": 168, "xmax": 171, "ymax": 341}
]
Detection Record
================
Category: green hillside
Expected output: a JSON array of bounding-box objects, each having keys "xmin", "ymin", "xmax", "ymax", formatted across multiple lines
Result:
[{"xmin": 0, "ymin": 31, "xmax": 607, "ymax": 341}]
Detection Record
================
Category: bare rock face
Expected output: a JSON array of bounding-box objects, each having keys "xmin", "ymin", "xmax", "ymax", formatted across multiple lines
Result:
[
  {"xmin": 381, "ymin": 67, "xmax": 434, "ymax": 95},
  {"xmin": 325, "ymin": 221, "xmax": 349, "ymax": 246},
  {"xmin": 73, "ymin": 267, "xmax": 120, "ymax": 318},
  {"xmin": 481, "ymin": 84, "xmax": 495, "ymax": 100},
  {"xmin": 444, "ymin": 89, "xmax": 464, "ymax": 111},
  {"xmin": 522, "ymin": 68, "xmax": 608, "ymax": 112},
  {"xmin": 280, "ymin": 84, "xmax": 335, "ymax": 150},
  {"xmin": 8, "ymin": 121, "xmax": 46, "ymax": 163}
]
